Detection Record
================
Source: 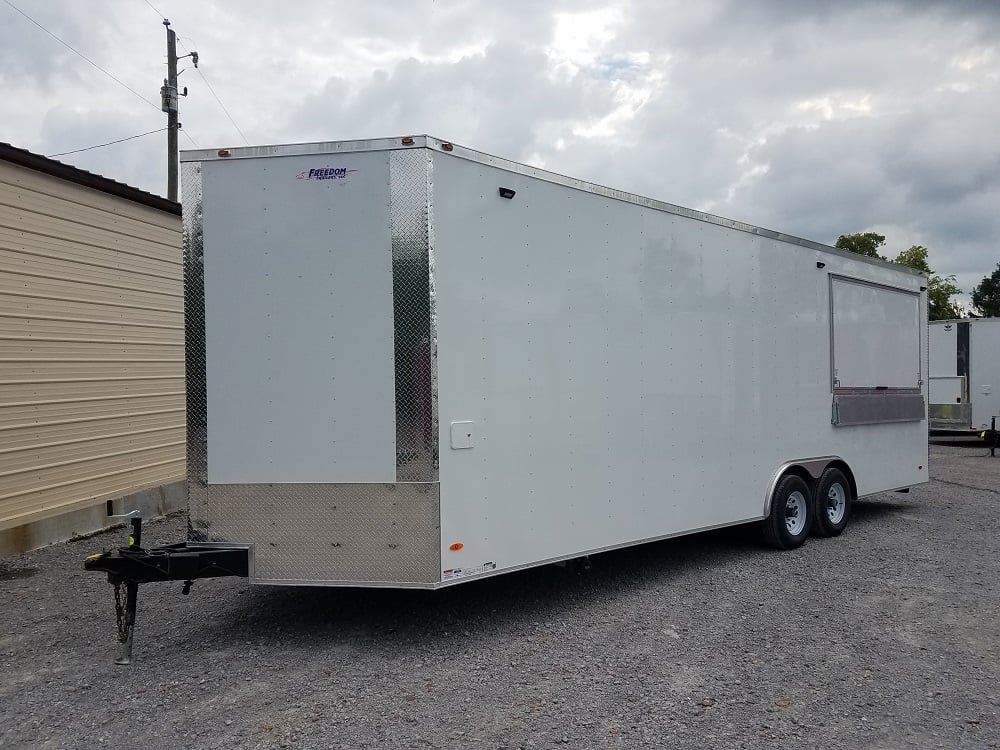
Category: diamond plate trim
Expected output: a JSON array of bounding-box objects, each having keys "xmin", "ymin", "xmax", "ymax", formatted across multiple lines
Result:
[
  {"xmin": 832, "ymin": 392, "xmax": 926, "ymax": 426},
  {"xmin": 390, "ymin": 150, "xmax": 438, "ymax": 482},
  {"xmin": 207, "ymin": 483, "xmax": 441, "ymax": 584},
  {"xmin": 181, "ymin": 161, "xmax": 210, "ymax": 540}
]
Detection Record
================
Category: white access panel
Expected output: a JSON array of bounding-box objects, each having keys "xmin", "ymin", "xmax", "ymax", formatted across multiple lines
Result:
[
  {"xmin": 831, "ymin": 278, "xmax": 921, "ymax": 389},
  {"xmin": 929, "ymin": 376, "xmax": 963, "ymax": 405},
  {"xmin": 202, "ymin": 151, "xmax": 397, "ymax": 483},
  {"xmin": 969, "ymin": 319, "xmax": 1000, "ymax": 429},
  {"xmin": 928, "ymin": 322, "xmax": 958, "ymax": 377}
]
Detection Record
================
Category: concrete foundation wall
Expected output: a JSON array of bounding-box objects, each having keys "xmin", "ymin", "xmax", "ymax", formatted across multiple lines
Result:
[{"xmin": 0, "ymin": 481, "xmax": 186, "ymax": 556}]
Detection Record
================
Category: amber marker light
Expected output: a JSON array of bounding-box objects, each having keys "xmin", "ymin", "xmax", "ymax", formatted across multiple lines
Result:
[{"xmin": 449, "ymin": 542, "xmax": 464, "ymax": 551}]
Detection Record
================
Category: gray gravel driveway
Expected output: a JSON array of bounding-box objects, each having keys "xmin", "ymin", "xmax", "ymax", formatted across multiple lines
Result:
[{"xmin": 1, "ymin": 442, "xmax": 998, "ymax": 749}]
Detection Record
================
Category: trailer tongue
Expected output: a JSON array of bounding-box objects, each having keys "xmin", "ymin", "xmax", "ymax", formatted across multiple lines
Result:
[{"xmin": 84, "ymin": 517, "xmax": 249, "ymax": 664}]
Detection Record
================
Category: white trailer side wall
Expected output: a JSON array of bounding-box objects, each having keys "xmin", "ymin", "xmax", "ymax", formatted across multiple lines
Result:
[{"xmin": 431, "ymin": 153, "xmax": 927, "ymax": 574}]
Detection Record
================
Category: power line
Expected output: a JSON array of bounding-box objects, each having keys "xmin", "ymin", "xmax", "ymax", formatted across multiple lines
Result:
[
  {"xmin": 47, "ymin": 127, "xmax": 169, "ymax": 158},
  {"xmin": 178, "ymin": 39, "xmax": 251, "ymax": 145},
  {"xmin": 181, "ymin": 128, "xmax": 200, "ymax": 148},
  {"xmin": 1, "ymin": 0, "xmax": 160, "ymax": 111},
  {"xmin": 194, "ymin": 65, "xmax": 251, "ymax": 145},
  {"xmin": 142, "ymin": 0, "xmax": 165, "ymax": 19}
]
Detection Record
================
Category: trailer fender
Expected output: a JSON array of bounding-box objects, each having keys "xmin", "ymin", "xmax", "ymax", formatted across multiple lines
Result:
[{"xmin": 762, "ymin": 456, "xmax": 855, "ymax": 517}]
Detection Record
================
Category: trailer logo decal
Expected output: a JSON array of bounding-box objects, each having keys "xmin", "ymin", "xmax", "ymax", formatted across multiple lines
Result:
[{"xmin": 296, "ymin": 166, "xmax": 359, "ymax": 181}]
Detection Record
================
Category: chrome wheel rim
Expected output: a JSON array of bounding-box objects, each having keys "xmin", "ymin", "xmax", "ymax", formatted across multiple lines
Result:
[
  {"xmin": 785, "ymin": 491, "xmax": 807, "ymax": 536},
  {"xmin": 826, "ymin": 483, "xmax": 847, "ymax": 524}
]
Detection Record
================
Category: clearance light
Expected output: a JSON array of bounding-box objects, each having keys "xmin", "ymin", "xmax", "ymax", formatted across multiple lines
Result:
[
  {"xmin": 441, "ymin": 143, "xmax": 454, "ymax": 151},
  {"xmin": 401, "ymin": 137, "xmax": 415, "ymax": 145},
  {"xmin": 217, "ymin": 149, "xmax": 231, "ymax": 157},
  {"xmin": 449, "ymin": 542, "xmax": 464, "ymax": 551}
]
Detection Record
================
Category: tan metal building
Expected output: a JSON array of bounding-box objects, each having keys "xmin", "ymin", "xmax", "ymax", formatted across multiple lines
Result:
[{"xmin": 0, "ymin": 144, "xmax": 185, "ymax": 552}]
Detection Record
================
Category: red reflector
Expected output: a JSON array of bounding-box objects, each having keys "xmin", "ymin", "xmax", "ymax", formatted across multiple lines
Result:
[
  {"xmin": 449, "ymin": 542, "xmax": 464, "ymax": 551},
  {"xmin": 441, "ymin": 143, "xmax": 454, "ymax": 151},
  {"xmin": 217, "ymin": 149, "xmax": 231, "ymax": 157},
  {"xmin": 401, "ymin": 137, "xmax": 415, "ymax": 145}
]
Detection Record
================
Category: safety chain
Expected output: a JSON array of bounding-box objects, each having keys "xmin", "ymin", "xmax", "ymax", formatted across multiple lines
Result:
[{"xmin": 113, "ymin": 582, "xmax": 129, "ymax": 643}]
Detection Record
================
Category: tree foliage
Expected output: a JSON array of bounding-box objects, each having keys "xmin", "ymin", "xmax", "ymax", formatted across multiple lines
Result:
[
  {"xmin": 892, "ymin": 245, "xmax": 932, "ymax": 274},
  {"xmin": 835, "ymin": 235, "xmax": 963, "ymax": 321},
  {"xmin": 971, "ymin": 263, "xmax": 1000, "ymax": 318},
  {"xmin": 835, "ymin": 232, "xmax": 887, "ymax": 261},
  {"xmin": 889, "ymin": 245, "xmax": 962, "ymax": 321}
]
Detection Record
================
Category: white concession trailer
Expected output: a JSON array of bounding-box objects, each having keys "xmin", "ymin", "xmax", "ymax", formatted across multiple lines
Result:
[
  {"xmin": 929, "ymin": 318, "xmax": 1000, "ymax": 434},
  {"xmin": 161, "ymin": 135, "xmax": 928, "ymax": 592},
  {"xmin": 162, "ymin": 135, "xmax": 931, "ymax": 589},
  {"xmin": 87, "ymin": 135, "xmax": 931, "ymax": 660}
]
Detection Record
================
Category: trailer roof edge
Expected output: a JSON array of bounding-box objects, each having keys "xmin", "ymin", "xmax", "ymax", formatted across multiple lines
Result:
[{"xmin": 179, "ymin": 135, "xmax": 925, "ymax": 278}]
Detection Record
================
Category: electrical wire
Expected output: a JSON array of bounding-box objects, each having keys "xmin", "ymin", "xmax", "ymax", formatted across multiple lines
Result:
[
  {"xmin": 47, "ymin": 128, "xmax": 168, "ymax": 158},
  {"xmin": 2, "ymin": 0, "xmax": 160, "ymax": 111},
  {"xmin": 142, "ymin": 0, "xmax": 165, "ymax": 19},
  {"xmin": 180, "ymin": 128, "xmax": 200, "ymax": 148},
  {"xmin": 178, "ymin": 39, "xmax": 251, "ymax": 145}
]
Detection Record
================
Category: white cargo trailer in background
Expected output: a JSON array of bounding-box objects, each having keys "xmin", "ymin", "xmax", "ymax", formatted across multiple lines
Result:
[
  {"xmin": 176, "ymin": 135, "xmax": 929, "ymax": 589},
  {"xmin": 929, "ymin": 318, "xmax": 1000, "ymax": 434}
]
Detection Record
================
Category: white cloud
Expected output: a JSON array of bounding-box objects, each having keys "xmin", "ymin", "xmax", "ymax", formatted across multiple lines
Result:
[{"xmin": 1, "ymin": 0, "xmax": 998, "ymax": 291}]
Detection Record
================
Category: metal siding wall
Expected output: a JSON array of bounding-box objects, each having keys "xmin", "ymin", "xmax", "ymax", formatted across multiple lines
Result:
[{"xmin": 0, "ymin": 161, "xmax": 185, "ymax": 530}]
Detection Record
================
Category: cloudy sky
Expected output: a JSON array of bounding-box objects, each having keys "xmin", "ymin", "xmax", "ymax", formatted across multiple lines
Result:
[{"xmin": 1, "ymin": 0, "xmax": 997, "ymax": 302}]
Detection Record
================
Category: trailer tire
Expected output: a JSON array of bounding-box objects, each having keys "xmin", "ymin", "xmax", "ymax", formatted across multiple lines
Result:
[
  {"xmin": 761, "ymin": 475, "xmax": 812, "ymax": 550},
  {"xmin": 812, "ymin": 467, "xmax": 852, "ymax": 537}
]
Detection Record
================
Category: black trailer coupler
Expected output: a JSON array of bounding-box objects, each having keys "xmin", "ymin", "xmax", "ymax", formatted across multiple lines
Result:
[{"xmin": 84, "ymin": 517, "xmax": 249, "ymax": 664}]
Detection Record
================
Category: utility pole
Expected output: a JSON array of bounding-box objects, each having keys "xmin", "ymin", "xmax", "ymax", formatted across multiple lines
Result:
[
  {"xmin": 163, "ymin": 20, "xmax": 178, "ymax": 201},
  {"xmin": 160, "ymin": 19, "xmax": 197, "ymax": 202}
]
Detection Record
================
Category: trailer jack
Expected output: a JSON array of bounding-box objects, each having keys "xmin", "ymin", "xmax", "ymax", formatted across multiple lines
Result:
[{"xmin": 84, "ymin": 517, "xmax": 249, "ymax": 664}]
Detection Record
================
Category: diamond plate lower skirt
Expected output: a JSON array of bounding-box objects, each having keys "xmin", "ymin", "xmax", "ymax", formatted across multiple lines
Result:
[{"xmin": 197, "ymin": 483, "xmax": 441, "ymax": 585}]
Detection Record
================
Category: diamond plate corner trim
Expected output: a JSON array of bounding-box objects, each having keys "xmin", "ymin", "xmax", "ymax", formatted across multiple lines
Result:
[
  {"xmin": 426, "ymin": 152, "xmax": 440, "ymax": 487},
  {"xmin": 390, "ymin": 150, "xmax": 438, "ymax": 482},
  {"xmin": 207, "ymin": 483, "xmax": 441, "ymax": 584},
  {"xmin": 181, "ymin": 162, "xmax": 211, "ymax": 540}
]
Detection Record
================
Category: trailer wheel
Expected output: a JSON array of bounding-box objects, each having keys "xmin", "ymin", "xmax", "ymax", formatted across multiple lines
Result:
[
  {"xmin": 812, "ymin": 467, "xmax": 852, "ymax": 537},
  {"xmin": 761, "ymin": 475, "xmax": 812, "ymax": 550}
]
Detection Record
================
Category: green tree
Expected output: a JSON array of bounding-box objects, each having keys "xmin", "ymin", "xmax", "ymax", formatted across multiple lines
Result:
[
  {"xmin": 892, "ymin": 245, "xmax": 932, "ymax": 274},
  {"xmin": 835, "ymin": 232, "xmax": 887, "ymax": 260},
  {"xmin": 891, "ymin": 245, "xmax": 963, "ymax": 321},
  {"xmin": 835, "ymin": 234, "xmax": 964, "ymax": 321},
  {"xmin": 971, "ymin": 263, "xmax": 1000, "ymax": 318}
]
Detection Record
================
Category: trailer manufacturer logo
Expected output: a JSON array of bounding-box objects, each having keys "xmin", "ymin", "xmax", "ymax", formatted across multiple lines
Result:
[
  {"xmin": 443, "ymin": 561, "xmax": 496, "ymax": 581},
  {"xmin": 296, "ymin": 167, "xmax": 359, "ymax": 181}
]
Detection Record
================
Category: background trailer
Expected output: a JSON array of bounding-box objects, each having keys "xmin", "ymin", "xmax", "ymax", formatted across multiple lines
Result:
[
  {"xmin": 929, "ymin": 318, "xmax": 1000, "ymax": 434},
  {"xmin": 168, "ymin": 135, "xmax": 928, "ymax": 588}
]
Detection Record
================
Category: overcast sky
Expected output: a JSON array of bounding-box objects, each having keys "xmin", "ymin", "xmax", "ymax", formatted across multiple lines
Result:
[{"xmin": 2, "ymin": 0, "xmax": 997, "ymax": 302}]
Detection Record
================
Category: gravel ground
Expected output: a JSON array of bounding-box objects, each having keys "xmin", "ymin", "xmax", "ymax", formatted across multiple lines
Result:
[{"xmin": 2, "ymin": 444, "xmax": 998, "ymax": 750}]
